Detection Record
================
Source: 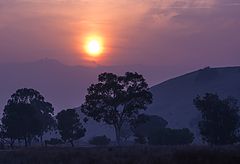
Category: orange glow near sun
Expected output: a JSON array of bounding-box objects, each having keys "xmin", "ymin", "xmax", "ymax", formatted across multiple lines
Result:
[{"xmin": 84, "ymin": 36, "xmax": 104, "ymax": 58}]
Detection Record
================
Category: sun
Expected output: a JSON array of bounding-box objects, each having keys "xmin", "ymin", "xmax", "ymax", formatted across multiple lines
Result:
[
  {"xmin": 85, "ymin": 37, "xmax": 103, "ymax": 57},
  {"xmin": 87, "ymin": 40, "xmax": 101, "ymax": 55}
]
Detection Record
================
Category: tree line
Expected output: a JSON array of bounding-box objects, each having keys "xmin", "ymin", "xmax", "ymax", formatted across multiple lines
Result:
[{"xmin": 0, "ymin": 72, "xmax": 239, "ymax": 148}]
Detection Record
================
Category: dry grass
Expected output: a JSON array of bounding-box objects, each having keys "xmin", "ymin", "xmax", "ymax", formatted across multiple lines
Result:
[{"xmin": 0, "ymin": 146, "xmax": 240, "ymax": 164}]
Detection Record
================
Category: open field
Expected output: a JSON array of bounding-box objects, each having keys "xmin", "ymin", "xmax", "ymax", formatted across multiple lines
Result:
[{"xmin": 0, "ymin": 146, "xmax": 240, "ymax": 164}]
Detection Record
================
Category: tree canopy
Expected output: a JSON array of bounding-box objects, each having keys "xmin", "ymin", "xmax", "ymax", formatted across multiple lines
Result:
[
  {"xmin": 2, "ymin": 103, "xmax": 42, "ymax": 147},
  {"xmin": 56, "ymin": 109, "xmax": 86, "ymax": 147},
  {"xmin": 81, "ymin": 72, "xmax": 152, "ymax": 144},
  {"xmin": 132, "ymin": 114, "xmax": 168, "ymax": 137},
  {"xmin": 194, "ymin": 93, "xmax": 240, "ymax": 145},
  {"xmin": 1, "ymin": 88, "xmax": 55, "ymax": 147}
]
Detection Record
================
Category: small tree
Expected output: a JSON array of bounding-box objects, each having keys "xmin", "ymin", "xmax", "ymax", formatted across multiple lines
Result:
[
  {"xmin": 132, "ymin": 114, "xmax": 168, "ymax": 139},
  {"xmin": 194, "ymin": 93, "xmax": 240, "ymax": 145},
  {"xmin": 81, "ymin": 72, "xmax": 152, "ymax": 144},
  {"xmin": 56, "ymin": 109, "xmax": 86, "ymax": 147},
  {"xmin": 128, "ymin": 114, "xmax": 168, "ymax": 144}
]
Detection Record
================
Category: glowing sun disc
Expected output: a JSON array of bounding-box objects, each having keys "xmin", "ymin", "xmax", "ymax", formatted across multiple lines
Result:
[{"xmin": 85, "ymin": 38, "xmax": 103, "ymax": 57}]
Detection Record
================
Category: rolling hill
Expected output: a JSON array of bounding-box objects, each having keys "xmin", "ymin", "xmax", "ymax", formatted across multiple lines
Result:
[
  {"xmin": 76, "ymin": 66, "xmax": 240, "ymax": 141},
  {"xmin": 147, "ymin": 66, "xmax": 240, "ymax": 142}
]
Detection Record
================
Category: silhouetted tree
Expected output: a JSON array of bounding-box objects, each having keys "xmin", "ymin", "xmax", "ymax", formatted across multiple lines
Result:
[
  {"xmin": 2, "ymin": 103, "xmax": 42, "ymax": 147},
  {"xmin": 194, "ymin": 93, "xmax": 240, "ymax": 145},
  {"xmin": 2, "ymin": 88, "xmax": 55, "ymax": 146},
  {"xmin": 130, "ymin": 114, "xmax": 194, "ymax": 145},
  {"xmin": 120, "ymin": 114, "xmax": 158, "ymax": 143},
  {"xmin": 132, "ymin": 114, "xmax": 168, "ymax": 141},
  {"xmin": 32, "ymin": 101, "xmax": 55, "ymax": 145},
  {"xmin": 81, "ymin": 72, "xmax": 152, "ymax": 144},
  {"xmin": 56, "ymin": 109, "xmax": 86, "ymax": 147}
]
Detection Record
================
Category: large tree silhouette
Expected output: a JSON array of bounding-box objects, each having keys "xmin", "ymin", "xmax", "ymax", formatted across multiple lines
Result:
[
  {"xmin": 2, "ymin": 103, "xmax": 42, "ymax": 147},
  {"xmin": 194, "ymin": 93, "xmax": 240, "ymax": 145},
  {"xmin": 81, "ymin": 72, "xmax": 152, "ymax": 144},
  {"xmin": 56, "ymin": 109, "xmax": 86, "ymax": 147},
  {"xmin": 2, "ymin": 88, "xmax": 55, "ymax": 146}
]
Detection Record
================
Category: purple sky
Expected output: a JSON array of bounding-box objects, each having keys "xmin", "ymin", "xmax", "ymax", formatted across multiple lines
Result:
[{"xmin": 0, "ymin": 0, "xmax": 240, "ymax": 69}]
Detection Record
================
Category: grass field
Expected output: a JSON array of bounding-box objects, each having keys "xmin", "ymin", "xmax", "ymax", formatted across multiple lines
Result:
[{"xmin": 0, "ymin": 146, "xmax": 240, "ymax": 164}]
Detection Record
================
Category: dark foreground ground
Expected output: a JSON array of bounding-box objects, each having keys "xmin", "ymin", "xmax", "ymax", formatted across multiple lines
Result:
[{"xmin": 0, "ymin": 146, "xmax": 240, "ymax": 164}]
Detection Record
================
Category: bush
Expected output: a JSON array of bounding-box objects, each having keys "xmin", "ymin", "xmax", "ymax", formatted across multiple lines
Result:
[
  {"xmin": 89, "ymin": 135, "xmax": 111, "ymax": 146},
  {"xmin": 133, "ymin": 114, "xmax": 168, "ymax": 138},
  {"xmin": 148, "ymin": 128, "xmax": 194, "ymax": 145}
]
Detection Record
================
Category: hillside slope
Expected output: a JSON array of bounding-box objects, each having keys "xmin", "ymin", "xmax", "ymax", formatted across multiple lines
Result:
[
  {"xmin": 147, "ymin": 67, "xmax": 240, "ymax": 141},
  {"xmin": 75, "ymin": 67, "xmax": 240, "ymax": 141}
]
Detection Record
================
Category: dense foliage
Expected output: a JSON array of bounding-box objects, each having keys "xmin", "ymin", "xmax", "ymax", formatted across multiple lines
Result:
[
  {"xmin": 132, "ymin": 114, "xmax": 168, "ymax": 138},
  {"xmin": 194, "ymin": 93, "xmax": 240, "ymax": 145},
  {"xmin": 1, "ymin": 88, "xmax": 55, "ymax": 147},
  {"xmin": 56, "ymin": 109, "xmax": 86, "ymax": 147},
  {"xmin": 81, "ymin": 72, "xmax": 152, "ymax": 144}
]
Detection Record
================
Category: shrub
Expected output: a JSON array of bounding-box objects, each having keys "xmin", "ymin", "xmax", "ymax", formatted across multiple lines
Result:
[
  {"xmin": 89, "ymin": 135, "xmax": 111, "ymax": 146},
  {"xmin": 132, "ymin": 114, "xmax": 168, "ymax": 138}
]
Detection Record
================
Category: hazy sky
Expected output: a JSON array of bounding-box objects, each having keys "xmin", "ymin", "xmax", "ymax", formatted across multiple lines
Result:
[{"xmin": 1, "ymin": 0, "xmax": 240, "ymax": 68}]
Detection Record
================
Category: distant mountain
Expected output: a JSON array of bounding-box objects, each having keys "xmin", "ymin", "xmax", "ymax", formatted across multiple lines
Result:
[
  {"xmin": 147, "ymin": 66, "xmax": 240, "ymax": 142},
  {"xmin": 0, "ymin": 58, "xmax": 179, "ymax": 114}
]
